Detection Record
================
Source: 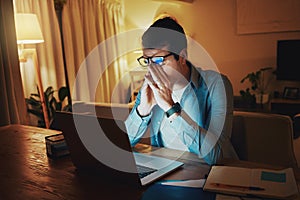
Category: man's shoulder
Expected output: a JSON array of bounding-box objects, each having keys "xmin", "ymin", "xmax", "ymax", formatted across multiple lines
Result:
[
  {"xmin": 195, "ymin": 67, "xmax": 226, "ymax": 83},
  {"xmin": 195, "ymin": 66, "xmax": 223, "ymax": 76}
]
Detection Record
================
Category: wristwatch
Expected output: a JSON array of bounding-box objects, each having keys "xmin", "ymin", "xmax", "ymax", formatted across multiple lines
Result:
[{"xmin": 166, "ymin": 102, "xmax": 181, "ymax": 118}]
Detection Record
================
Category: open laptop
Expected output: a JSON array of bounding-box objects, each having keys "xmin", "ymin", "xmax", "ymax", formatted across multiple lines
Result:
[{"xmin": 50, "ymin": 111, "xmax": 183, "ymax": 186}]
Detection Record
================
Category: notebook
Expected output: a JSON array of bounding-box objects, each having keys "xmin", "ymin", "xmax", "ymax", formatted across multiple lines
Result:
[
  {"xmin": 50, "ymin": 111, "xmax": 184, "ymax": 186},
  {"xmin": 203, "ymin": 165, "xmax": 299, "ymax": 199}
]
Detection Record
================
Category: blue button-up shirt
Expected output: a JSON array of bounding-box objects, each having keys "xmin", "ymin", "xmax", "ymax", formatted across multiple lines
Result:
[{"xmin": 125, "ymin": 65, "xmax": 238, "ymax": 165}]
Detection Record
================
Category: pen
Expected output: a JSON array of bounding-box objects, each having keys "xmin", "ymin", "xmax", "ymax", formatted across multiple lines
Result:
[{"xmin": 211, "ymin": 183, "xmax": 265, "ymax": 191}]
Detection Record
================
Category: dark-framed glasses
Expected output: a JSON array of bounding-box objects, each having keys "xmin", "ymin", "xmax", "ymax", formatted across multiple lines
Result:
[{"xmin": 137, "ymin": 53, "xmax": 173, "ymax": 67}]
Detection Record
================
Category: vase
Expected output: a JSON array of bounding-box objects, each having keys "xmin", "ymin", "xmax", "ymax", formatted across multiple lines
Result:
[{"xmin": 255, "ymin": 93, "xmax": 269, "ymax": 104}]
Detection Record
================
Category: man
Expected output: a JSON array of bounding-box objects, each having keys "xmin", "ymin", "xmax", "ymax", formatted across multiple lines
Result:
[{"xmin": 125, "ymin": 17, "xmax": 237, "ymax": 165}]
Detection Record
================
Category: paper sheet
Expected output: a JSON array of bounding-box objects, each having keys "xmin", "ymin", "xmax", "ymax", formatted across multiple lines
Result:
[
  {"xmin": 160, "ymin": 179, "xmax": 206, "ymax": 188},
  {"xmin": 204, "ymin": 166, "xmax": 299, "ymax": 199}
]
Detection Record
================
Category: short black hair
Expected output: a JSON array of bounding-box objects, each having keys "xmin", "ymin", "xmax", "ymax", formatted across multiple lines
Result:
[{"xmin": 141, "ymin": 17, "xmax": 187, "ymax": 59}]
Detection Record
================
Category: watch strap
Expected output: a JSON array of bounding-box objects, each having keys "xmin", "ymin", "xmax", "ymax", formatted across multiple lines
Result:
[{"xmin": 166, "ymin": 102, "xmax": 181, "ymax": 118}]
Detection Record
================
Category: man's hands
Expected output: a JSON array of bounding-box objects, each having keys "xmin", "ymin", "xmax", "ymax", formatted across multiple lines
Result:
[
  {"xmin": 136, "ymin": 78, "xmax": 156, "ymax": 116},
  {"xmin": 137, "ymin": 64, "xmax": 174, "ymax": 116}
]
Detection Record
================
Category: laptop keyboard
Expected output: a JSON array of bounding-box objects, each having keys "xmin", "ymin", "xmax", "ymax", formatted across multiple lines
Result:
[{"xmin": 136, "ymin": 164, "xmax": 157, "ymax": 179}]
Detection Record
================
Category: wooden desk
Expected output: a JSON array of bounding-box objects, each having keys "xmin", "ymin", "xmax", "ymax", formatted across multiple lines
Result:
[{"xmin": 0, "ymin": 125, "xmax": 210, "ymax": 200}]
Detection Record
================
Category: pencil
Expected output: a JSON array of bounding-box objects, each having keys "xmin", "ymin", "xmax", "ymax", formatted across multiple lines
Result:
[{"xmin": 211, "ymin": 183, "xmax": 265, "ymax": 191}]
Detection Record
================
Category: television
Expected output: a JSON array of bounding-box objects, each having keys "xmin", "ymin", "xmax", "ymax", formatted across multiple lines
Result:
[{"xmin": 276, "ymin": 39, "xmax": 300, "ymax": 81}]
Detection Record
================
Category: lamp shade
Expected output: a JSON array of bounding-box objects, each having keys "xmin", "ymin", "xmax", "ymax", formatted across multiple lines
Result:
[{"xmin": 15, "ymin": 13, "xmax": 44, "ymax": 44}]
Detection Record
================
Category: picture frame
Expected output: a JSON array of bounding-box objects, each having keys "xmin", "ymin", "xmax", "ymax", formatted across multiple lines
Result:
[{"xmin": 283, "ymin": 87, "xmax": 299, "ymax": 99}]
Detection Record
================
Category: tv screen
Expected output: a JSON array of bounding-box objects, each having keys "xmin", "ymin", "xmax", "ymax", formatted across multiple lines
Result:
[{"xmin": 276, "ymin": 39, "xmax": 300, "ymax": 81}]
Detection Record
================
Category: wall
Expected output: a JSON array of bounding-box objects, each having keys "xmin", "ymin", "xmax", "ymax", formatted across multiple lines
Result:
[{"xmin": 124, "ymin": 0, "xmax": 300, "ymax": 96}]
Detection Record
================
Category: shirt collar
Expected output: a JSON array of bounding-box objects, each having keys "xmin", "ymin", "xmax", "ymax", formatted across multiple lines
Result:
[{"xmin": 189, "ymin": 63, "xmax": 201, "ymax": 89}]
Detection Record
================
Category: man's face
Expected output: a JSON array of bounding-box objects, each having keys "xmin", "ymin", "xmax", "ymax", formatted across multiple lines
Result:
[{"xmin": 142, "ymin": 48, "xmax": 186, "ymax": 87}]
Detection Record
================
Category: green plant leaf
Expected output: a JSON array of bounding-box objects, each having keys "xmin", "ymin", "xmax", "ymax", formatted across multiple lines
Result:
[
  {"xmin": 50, "ymin": 97, "xmax": 58, "ymax": 112},
  {"xmin": 260, "ymin": 67, "xmax": 273, "ymax": 71},
  {"xmin": 30, "ymin": 93, "xmax": 40, "ymax": 98},
  {"xmin": 45, "ymin": 86, "xmax": 54, "ymax": 97},
  {"xmin": 49, "ymin": 105, "xmax": 56, "ymax": 120},
  {"xmin": 25, "ymin": 85, "xmax": 72, "ymax": 127},
  {"xmin": 240, "ymin": 67, "xmax": 274, "ymax": 94},
  {"xmin": 240, "ymin": 74, "xmax": 250, "ymax": 83},
  {"xmin": 25, "ymin": 97, "xmax": 41, "ymax": 107},
  {"xmin": 27, "ymin": 109, "xmax": 43, "ymax": 119},
  {"xmin": 58, "ymin": 86, "xmax": 69, "ymax": 102},
  {"xmin": 56, "ymin": 102, "xmax": 62, "ymax": 111},
  {"xmin": 47, "ymin": 90, "xmax": 55, "ymax": 103},
  {"xmin": 49, "ymin": 102, "xmax": 55, "ymax": 120},
  {"xmin": 30, "ymin": 95, "xmax": 40, "ymax": 101},
  {"xmin": 63, "ymin": 104, "xmax": 72, "ymax": 112}
]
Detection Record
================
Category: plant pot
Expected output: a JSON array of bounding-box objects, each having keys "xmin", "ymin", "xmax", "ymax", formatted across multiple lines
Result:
[{"xmin": 255, "ymin": 93, "xmax": 269, "ymax": 104}]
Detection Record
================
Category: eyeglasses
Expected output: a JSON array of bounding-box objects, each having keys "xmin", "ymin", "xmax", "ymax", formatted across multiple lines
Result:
[{"xmin": 137, "ymin": 53, "xmax": 173, "ymax": 67}]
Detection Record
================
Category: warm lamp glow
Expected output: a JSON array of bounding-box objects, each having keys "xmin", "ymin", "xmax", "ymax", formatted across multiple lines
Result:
[
  {"xmin": 15, "ymin": 13, "xmax": 49, "ymax": 129},
  {"xmin": 15, "ymin": 13, "xmax": 44, "ymax": 44}
]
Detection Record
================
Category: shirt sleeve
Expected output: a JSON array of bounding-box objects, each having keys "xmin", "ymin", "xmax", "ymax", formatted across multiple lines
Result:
[
  {"xmin": 202, "ymin": 74, "xmax": 237, "ymax": 163},
  {"xmin": 125, "ymin": 92, "xmax": 152, "ymax": 146}
]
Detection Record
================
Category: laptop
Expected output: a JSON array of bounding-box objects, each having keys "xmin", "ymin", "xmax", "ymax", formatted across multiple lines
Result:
[{"xmin": 50, "ymin": 111, "xmax": 184, "ymax": 186}]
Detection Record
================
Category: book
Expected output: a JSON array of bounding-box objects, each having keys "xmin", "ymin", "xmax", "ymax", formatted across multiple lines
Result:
[{"xmin": 203, "ymin": 166, "xmax": 299, "ymax": 199}]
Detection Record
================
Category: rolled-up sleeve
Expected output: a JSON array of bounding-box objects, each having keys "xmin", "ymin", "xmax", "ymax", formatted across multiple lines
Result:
[{"xmin": 125, "ymin": 93, "xmax": 151, "ymax": 146}]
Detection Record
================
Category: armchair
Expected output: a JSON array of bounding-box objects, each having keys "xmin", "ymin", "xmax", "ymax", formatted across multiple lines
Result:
[
  {"xmin": 231, "ymin": 111, "xmax": 298, "ymax": 168},
  {"xmin": 293, "ymin": 113, "xmax": 300, "ymax": 139}
]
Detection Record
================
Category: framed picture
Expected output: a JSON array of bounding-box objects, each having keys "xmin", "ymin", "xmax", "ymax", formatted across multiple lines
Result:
[{"xmin": 283, "ymin": 87, "xmax": 299, "ymax": 99}]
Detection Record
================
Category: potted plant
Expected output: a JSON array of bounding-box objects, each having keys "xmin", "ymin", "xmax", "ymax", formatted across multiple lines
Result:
[
  {"xmin": 25, "ymin": 86, "xmax": 71, "ymax": 127},
  {"xmin": 240, "ymin": 67, "xmax": 274, "ymax": 105}
]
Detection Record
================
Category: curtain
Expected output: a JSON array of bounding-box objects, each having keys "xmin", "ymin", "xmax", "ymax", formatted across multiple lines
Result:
[
  {"xmin": 13, "ymin": 0, "xmax": 126, "ymax": 108},
  {"xmin": 13, "ymin": 0, "xmax": 65, "ymax": 99},
  {"xmin": 0, "ymin": 0, "xmax": 28, "ymax": 126},
  {"xmin": 62, "ymin": 0, "xmax": 126, "ymax": 103}
]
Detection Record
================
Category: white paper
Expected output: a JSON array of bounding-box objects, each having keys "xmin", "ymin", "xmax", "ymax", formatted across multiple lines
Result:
[
  {"xmin": 204, "ymin": 166, "xmax": 299, "ymax": 199},
  {"xmin": 161, "ymin": 179, "xmax": 206, "ymax": 188}
]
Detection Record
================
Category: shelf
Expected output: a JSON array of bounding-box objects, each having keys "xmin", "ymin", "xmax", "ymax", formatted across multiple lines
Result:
[{"xmin": 270, "ymin": 98, "xmax": 300, "ymax": 117}]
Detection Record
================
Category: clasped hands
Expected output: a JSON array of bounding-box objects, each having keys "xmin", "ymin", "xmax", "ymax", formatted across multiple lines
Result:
[{"xmin": 137, "ymin": 64, "xmax": 174, "ymax": 117}]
